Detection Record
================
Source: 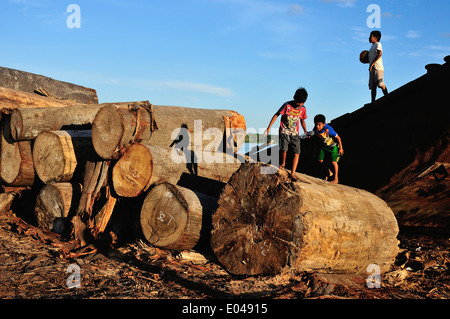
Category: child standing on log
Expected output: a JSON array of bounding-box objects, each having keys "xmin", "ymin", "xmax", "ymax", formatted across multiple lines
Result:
[
  {"xmin": 368, "ymin": 30, "xmax": 389, "ymax": 103},
  {"xmin": 264, "ymin": 88, "xmax": 308, "ymax": 181},
  {"xmin": 312, "ymin": 114, "xmax": 344, "ymax": 184}
]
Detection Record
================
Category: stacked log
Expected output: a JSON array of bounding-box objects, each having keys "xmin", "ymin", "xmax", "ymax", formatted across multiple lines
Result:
[
  {"xmin": 1, "ymin": 117, "xmax": 34, "ymax": 186},
  {"xmin": 34, "ymin": 182, "xmax": 81, "ymax": 235},
  {"xmin": 148, "ymin": 144, "xmax": 242, "ymax": 185},
  {"xmin": 0, "ymin": 66, "xmax": 98, "ymax": 104},
  {"xmin": 0, "ymin": 80, "xmax": 244, "ymax": 253},
  {"xmin": 91, "ymin": 102, "xmax": 156, "ymax": 159},
  {"xmin": 111, "ymin": 143, "xmax": 153, "ymax": 198},
  {"xmin": 0, "ymin": 86, "xmax": 86, "ymax": 113},
  {"xmin": 150, "ymin": 105, "xmax": 246, "ymax": 154},
  {"xmin": 32, "ymin": 130, "xmax": 92, "ymax": 184},
  {"xmin": 140, "ymin": 182, "xmax": 217, "ymax": 250}
]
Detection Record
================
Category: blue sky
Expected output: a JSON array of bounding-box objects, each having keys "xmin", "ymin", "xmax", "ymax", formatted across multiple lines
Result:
[{"xmin": 1, "ymin": 0, "xmax": 449, "ymax": 133}]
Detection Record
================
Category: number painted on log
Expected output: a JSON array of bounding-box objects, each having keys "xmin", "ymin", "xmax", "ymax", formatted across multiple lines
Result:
[{"xmin": 157, "ymin": 211, "xmax": 176, "ymax": 226}]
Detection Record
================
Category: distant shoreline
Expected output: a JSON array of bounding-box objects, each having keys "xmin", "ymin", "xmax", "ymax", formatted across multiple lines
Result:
[{"xmin": 244, "ymin": 133, "xmax": 278, "ymax": 144}]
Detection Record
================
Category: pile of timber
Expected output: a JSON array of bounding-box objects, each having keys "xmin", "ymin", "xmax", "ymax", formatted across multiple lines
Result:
[
  {"xmin": 0, "ymin": 69, "xmax": 401, "ymax": 276},
  {"xmin": 0, "ymin": 84, "xmax": 245, "ymax": 251}
]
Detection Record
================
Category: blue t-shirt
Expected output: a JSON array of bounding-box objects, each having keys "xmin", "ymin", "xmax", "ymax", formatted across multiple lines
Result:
[{"xmin": 313, "ymin": 123, "xmax": 338, "ymax": 149}]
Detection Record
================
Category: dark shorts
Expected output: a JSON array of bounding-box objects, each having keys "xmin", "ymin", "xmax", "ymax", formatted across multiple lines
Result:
[
  {"xmin": 279, "ymin": 133, "xmax": 301, "ymax": 154},
  {"xmin": 318, "ymin": 145, "xmax": 340, "ymax": 162}
]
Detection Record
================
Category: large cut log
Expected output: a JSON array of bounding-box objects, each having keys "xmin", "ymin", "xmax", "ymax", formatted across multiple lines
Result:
[
  {"xmin": 34, "ymin": 182, "xmax": 82, "ymax": 235},
  {"xmin": 0, "ymin": 66, "xmax": 98, "ymax": 104},
  {"xmin": 151, "ymin": 105, "xmax": 246, "ymax": 153},
  {"xmin": 9, "ymin": 101, "xmax": 153, "ymax": 141},
  {"xmin": 32, "ymin": 130, "xmax": 95, "ymax": 184},
  {"xmin": 0, "ymin": 116, "xmax": 34, "ymax": 186},
  {"xmin": 91, "ymin": 102, "xmax": 156, "ymax": 159},
  {"xmin": 211, "ymin": 162, "xmax": 400, "ymax": 276},
  {"xmin": 140, "ymin": 182, "xmax": 217, "ymax": 250},
  {"xmin": 10, "ymin": 104, "xmax": 103, "ymax": 141},
  {"xmin": 111, "ymin": 143, "xmax": 153, "ymax": 198},
  {"xmin": 148, "ymin": 145, "xmax": 243, "ymax": 185}
]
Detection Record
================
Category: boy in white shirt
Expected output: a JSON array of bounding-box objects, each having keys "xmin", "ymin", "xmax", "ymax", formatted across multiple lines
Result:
[{"xmin": 368, "ymin": 30, "xmax": 389, "ymax": 103}]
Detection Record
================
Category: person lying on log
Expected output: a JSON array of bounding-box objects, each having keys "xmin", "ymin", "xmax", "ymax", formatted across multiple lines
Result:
[
  {"xmin": 311, "ymin": 114, "xmax": 344, "ymax": 184},
  {"xmin": 264, "ymin": 87, "xmax": 308, "ymax": 181}
]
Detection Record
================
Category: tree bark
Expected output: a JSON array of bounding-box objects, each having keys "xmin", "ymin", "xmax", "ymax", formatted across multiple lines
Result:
[
  {"xmin": 32, "ymin": 130, "xmax": 95, "ymax": 184},
  {"xmin": 34, "ymin": 182, "xmax": 81, "ymax": 235},
  {"xmin": 111, "ymin": 143, "xmax": 153, "ymax": 198},
  {"xmin": 0, "ymin": 66, "xmax": 98, "ymax": 104},
  {"xmin": 0, "ymin": 192, "xmax": 19, "ymax": 213},
  {"xmin": 91, "ymin": 102, "xmax": 156, "ymax": 159},
  {"xmin": 148, "ymin": 145, "xmax": 243, "ymax": 185},
  {"xmin": 140, "ymin": 182, "xmax": 216, "ymax": 251},
  {"xmin": 0, "ymin": 116, "xmax": 35, "ymax": 186},
  {"xmin": 211, "ymin": 162, "xmax": 400, "ymax": 276},
  {"xmin": 150, "ymin": 105, "xmax": 246, "ymax": 154},
  {"xmin": 76, "ymin": 160, "xmax": 110, "ymax": 218}
]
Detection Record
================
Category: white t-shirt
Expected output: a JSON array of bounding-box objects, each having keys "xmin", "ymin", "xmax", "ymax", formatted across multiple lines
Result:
[{"xmin": 369, "ymin": 42, "xmax": 384, "ymax": 71}]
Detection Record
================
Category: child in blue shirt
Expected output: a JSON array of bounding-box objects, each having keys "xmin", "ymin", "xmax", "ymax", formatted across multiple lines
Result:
[{"xmin": 312, "ymin": 114, "xmax": 344, "ymax": 184}]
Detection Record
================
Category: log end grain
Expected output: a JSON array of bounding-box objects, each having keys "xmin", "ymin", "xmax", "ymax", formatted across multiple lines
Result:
[
  {"xmin": 32, "ymin": 131, "xmax": 77, "ymax": 184},
  {"xmin": 9, "ymin": 108, "xmax": 24, "ymax": 141},
  {"xmin": 211, "ymin": 163, "xmax": 302, "ymax": 275},
  {"xmin": 1, "ymin": 117, "xmax": 35, "ymax": 186},
  {"xmin": 140, "ymin": 183, "xmax": 203, "ymax": 250},
  {"xmin": 91, "ymin": 104, "xmax": 125, "ymax": 159},
  {"xmin": 224, "ymin": 111, "xmax": 247, "ymax": 153},
  {"xmin": 112, "ymin": 143, "xmax": 153, "ymax": 198},
  {"xmin": 34, "ymin": 183, "xmax": 77, "ymax": 235}
]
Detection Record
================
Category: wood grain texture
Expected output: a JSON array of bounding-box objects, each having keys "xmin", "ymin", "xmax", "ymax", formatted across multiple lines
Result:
[{"xmin": 211, "ymin": 162, "xmax": 400, "ymax": 276}]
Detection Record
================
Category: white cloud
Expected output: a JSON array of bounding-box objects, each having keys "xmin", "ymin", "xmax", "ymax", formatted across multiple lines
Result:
[
  {"xmin": 161, "ymin": 81, "xmax": 234, "ymax": 97},
  {"xmin": 9, "ymin": 0, "xmax": 46, "ymax": 5},
  {"xmin": 350, "ymin": 27, "xmax": 397, "ymax": 43},
  {"xmin": 350, "ymin": 26, "xmax": 368, "ymax": 43},
  {"xmin": 428, "ymin": 46, "xmax": 450, "ymax": 51},
  {"xmin": 427, "ymin": 45, "xmax": 450, "ymax": 55},
  {"xmin": 258, "ymin": 51, "xmax": 303, "ymax": 61},
  {"xmin": 287, "ymin": 4, "xmax": 304, "ymax": 15},
  {"xmin": 216, "ymin": 0, "xmax": 304, "ymax": 30},
  {"xmin": 320, "ymin": 0, "xmax": 357, "ymax": 8},
  {"xmin": 406, "ymin": 30, "xmax": 421, "ymax": 39}
]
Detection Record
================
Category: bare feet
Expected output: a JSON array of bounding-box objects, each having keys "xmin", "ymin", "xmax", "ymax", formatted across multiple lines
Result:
[
  {"xmin": 290, "ymin": 173, "xmax": 299, "ymax": 181},
  {"xmin": 331, "ymin": 179, "xmax": 339, "ymax": 184}
]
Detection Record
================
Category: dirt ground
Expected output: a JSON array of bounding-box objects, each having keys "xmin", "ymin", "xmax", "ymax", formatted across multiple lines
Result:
[{"xmin": 0, "ymin": 209, "xmax": 449, "ymax": 302}]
